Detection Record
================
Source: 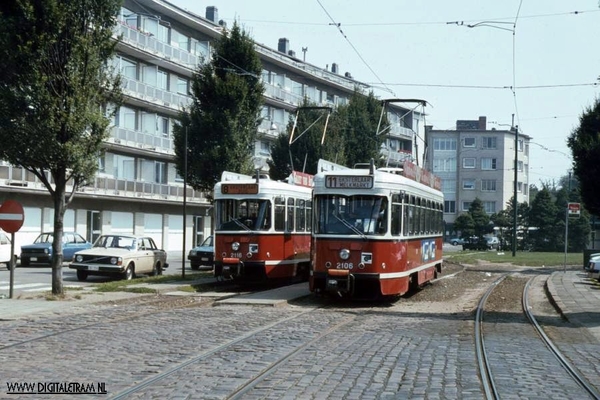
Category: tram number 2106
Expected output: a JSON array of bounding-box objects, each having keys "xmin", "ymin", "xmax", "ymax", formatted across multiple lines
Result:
[{"xmin": 336, "ymin": 262, "xmax": 354, "ymax": 270}]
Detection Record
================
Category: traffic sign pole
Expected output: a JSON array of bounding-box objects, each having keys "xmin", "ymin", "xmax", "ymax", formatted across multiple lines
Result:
[{"xmin": 9, "ymin": 232, "xmax": 15, "ymax": 299}]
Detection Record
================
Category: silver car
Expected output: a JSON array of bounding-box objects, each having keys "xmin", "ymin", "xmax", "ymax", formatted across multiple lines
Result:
[{"xmin": 69, "ymin": 235, "xmax": 168, "ymax": 281}]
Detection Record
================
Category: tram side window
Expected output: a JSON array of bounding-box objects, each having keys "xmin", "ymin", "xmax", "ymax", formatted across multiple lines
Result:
[
  {"xmin": 426, "ymin": 200, "xmax": 431, "ymax": 233},
  {"xmin": 274, "ymin": 197, "xmax": 285, "ymax": 231},
  {"xmin": 391, "ymin": 194, "xmax": 402, "ymax": 236},
  {"xmin": 408, "ymin": 195, "xmax": 415, "ymax": 236},
  {"xmin": 306, "ymin": 200, "xmax": 313, "ymax": 232},
  {"xmin": 287, "ymin": 198, "xmax": 295, "ymax": 232},
  {"xmin": 296, "ymin": 199, "xmax": 305, "ymax": 232}
]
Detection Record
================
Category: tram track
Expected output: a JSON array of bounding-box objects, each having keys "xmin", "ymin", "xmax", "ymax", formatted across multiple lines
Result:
[{"xmin": 475, "ymin": 273, "xmax": 600, "ymax": 400}]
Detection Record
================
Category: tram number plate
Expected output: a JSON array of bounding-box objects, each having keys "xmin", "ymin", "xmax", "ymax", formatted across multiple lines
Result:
[{"xmin": 326, "ymin": 175, "xmax": 373, "ymax": 189}]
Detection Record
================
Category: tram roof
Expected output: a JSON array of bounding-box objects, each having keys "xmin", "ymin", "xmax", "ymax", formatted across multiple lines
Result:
[
  {"xmin": 214, "ymin": 176, "xmax": 312, "ymax": 199},
  {"xmin": 313, "ymin": 164, "xmax": 443, "ymax": 200}
]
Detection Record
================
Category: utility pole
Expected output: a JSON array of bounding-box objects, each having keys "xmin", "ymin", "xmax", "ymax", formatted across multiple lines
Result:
[
  {"xmin": 512, "ymin": 114, "xmax": 518, "ymax": 257},
  {"xmin": 182, "ymin": 127, "xmax": 188, "ymax": 279},
  {"xmin": 302, "ymin": 47, "xmax": 308, "ymax": 62},
  {"xmin": 563, "ymin": 171, "xmax": 571, "ymax": 272}
]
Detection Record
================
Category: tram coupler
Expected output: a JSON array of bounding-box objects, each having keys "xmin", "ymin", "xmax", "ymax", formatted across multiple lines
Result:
[
  {"xmin": 219, "ymin": 258, "xmax": 243, "ymax": 280},
  {"xmin": 326, "ymin": 269, "xmax": 353, "ymax": 294}
]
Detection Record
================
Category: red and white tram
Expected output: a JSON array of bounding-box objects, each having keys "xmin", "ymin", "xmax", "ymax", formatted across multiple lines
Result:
[
  {"xmin": 310, "ymin": 159, "xmax": 444, "ymax": 299},
  {"xmin": 213, "ymin": 170, "xmax": 313, "ymax": 283}
]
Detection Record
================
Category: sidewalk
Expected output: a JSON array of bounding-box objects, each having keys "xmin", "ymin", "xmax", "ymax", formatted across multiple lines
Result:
[
  {"xmin": 546, "ymin": 269, "xmax": 600, "ymax": 342},
  {"xmin": 0, "ymin": 277, "xmax": 311, "ymax": 320}
]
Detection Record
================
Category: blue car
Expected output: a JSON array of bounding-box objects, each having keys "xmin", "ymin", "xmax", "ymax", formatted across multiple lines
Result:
[
  {"xmin": 20, "ymin": 232, "xmax": 92, "ymax": 267},
  {"xmin": 187, "ymin": 235, "xmax": 214, "ymax": 270}
]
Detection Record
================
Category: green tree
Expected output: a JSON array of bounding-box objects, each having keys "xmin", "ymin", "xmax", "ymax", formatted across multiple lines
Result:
[
  {"xmin": 173, "ymin": 22, "xmax": 264, "ymax": 195},
  {"xmin": 453, "ymin": 213, "xmax": 475, "ymax": 238},
  {"xmin": 529, "ymin": 187, "xmax": 559, "ymax": 251},
  {"xmin": 0, "ymin": 0, "xmax": 123, "ymax": 294},
  {"xmin": 469, "ymin": 198, "xmax": 492, "ymax": 237},
  {"xmin": 337, "ymin": 90, "xmax": 387, "ymax": 167},
  {"xmin": 567, "ymin": 98, "xmax": 600, "ymax": 216}
]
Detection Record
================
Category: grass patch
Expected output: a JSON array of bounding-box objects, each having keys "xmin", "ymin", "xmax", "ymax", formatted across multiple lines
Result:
[
  {"xmin": 92, "ymin": 272, "xmax": 210, "ymax": 293},
  {"xmin": 445, "ymin": 251, "xmax": 583, "ymax": 267}
]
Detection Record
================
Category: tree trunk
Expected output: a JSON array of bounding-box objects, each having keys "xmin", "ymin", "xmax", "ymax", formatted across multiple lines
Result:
[{"xmin": 51, "ymin": 172, "xmax": 67, "ymax": 295}]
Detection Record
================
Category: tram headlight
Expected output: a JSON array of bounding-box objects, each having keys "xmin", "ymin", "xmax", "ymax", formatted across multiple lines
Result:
[
  {"xmin": 231, "ymin": 242, "xmax": 240, "ymax": 251},
  {"xmin": 339, "ymin": 249, "xmax": 350, "ymax": 260}
]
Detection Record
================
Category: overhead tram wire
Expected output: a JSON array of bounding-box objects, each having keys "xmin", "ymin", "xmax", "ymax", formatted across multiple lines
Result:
[
  {"xmin": 223, "ymin": 9, "xmax": 600, "ymax": 28},
  {"xmin": 315, "ymin": 0, "xmax": 395, "ymax": 97}
]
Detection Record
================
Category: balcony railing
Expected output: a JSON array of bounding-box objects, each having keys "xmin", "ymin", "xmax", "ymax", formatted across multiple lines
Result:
[
  {"xmin": 122, "ymin": 76, "xmax": 192, "ymax": 110},
  {"xmin": 0, "ymin": 164, "xmax": 207, "ymax": 204},
  {"xmin": 115, "ymin": 22, "xmax": 201, "ymax": 69},
  {"xmin": 110, "ymin": 127, "xmax": 174, "ymax": 154}
]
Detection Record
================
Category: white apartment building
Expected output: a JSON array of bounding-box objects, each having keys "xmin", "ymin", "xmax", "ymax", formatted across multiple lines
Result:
[
  {"xmin": 1, "ymin": 0, "xmax": 423, "ymax": 253},
  {"xmin": 425, "ymin": 116, "xmax": 531, "ymax": 234}
]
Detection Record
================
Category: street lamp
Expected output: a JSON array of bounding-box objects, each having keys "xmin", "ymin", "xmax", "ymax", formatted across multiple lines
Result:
[{"xmin": 181, "ymin": 127, "xmax": 188, "ymax": 279}]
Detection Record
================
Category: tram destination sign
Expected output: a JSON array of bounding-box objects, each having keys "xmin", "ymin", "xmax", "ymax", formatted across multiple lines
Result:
[
  {"xmin": 326, "ymin": 175, "xmax": 373, "ymax": 189},
  {"xmin": 221, "ymin": 183, "xmax": 259, "ymax": 194}
]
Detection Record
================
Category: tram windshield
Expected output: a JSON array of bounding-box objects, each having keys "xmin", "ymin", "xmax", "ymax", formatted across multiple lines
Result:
[
  {"xmin": 315, "ymin": 195, "xmax": 387, "ymax": 235},
  {"xmin": 216, "ymin": 199, "xmax": 272, "ymax": 231}
]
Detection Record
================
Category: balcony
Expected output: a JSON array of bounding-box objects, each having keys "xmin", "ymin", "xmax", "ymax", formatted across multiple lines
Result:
[
  {"xmin": 109, "ymin": 127, "xmax": 174, "ymax": 155},
  {"xmin": 114, "ymin": 22, "xmax": 201, "ymax": 70},
  {"xmin": 0, "ymin": 164, "xmax": 207, "ymax": 204},
  {"xmin": 121, "ymin": 77, "xmax": 192, "ymax": 111}
]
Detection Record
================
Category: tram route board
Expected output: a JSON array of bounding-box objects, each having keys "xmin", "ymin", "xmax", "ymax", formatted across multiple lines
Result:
[
  {"xmin": 325, "ymin": 175, "xmax": 374, "ymax": 189},
  {"xmin": 221, "ymin": 183, "xmax": 259, "ymax": 194}
]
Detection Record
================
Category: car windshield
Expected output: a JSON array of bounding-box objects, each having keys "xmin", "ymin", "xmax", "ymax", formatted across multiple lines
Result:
[
  {"xmin": 201, "ymin": 236, "xmax": 213, "ymax": 247},
  {"xmin": 34, "ymin": 233, "xmax": 53, "ymax": 243},
  {"xmin": 93, "ymin": 235, "xmax": 136, "ymax": 250}
]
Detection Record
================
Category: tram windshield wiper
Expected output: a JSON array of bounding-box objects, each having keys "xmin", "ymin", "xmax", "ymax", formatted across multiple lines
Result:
[
  {"xmin": 332, "ymin": 213, "xmax": 366, "ymax": 239},
  {"xmin": 231, "ymin": 218, "xmax": 252, "ymax": 232}
]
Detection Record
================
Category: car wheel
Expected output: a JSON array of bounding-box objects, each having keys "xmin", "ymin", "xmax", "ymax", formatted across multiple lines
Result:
[
  {"xmin": 451, "ymin": 241, "xmax": 457, "ymax": 246},
  {"xmin": 20, "ymin": 258, "xmax": 29, "ymax": 268},
  {"xmin": 191, "ymin": 263, "xmax": 200, "ymax": 271},
  {"xmin": 76, "ymin": 270, "xmax": 88, "ymax": 281},
  {"xmin": 122, "ymin": 264, "xmax": 134, "ymax": 281},
  {"xmin": 150, "ymin": 263, "xmax": 159, "ymax": 277}
]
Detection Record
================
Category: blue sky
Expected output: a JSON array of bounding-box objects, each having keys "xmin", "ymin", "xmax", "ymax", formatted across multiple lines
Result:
[{"xmin": 173, "ymin": 0, "xmax": 600, "ymax": 187}]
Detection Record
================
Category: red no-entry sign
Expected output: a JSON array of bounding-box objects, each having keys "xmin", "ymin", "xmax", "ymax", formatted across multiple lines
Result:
[{"xmin": 0, "ymin": 200, "xmax": 24, "ymax": 233}]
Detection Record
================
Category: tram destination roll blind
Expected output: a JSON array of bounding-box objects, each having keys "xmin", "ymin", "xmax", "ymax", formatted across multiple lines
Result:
[{"xmin": 325, "ymin": 176, "xmax": 373, "ymax": 189}]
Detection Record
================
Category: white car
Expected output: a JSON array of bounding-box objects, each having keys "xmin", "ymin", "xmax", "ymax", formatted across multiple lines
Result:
[
  {"xmin": 69, "ymin": 235, "xmax": 169, "ymax": 281},
  {"xmin": 0, "ymin": 232, "xmax": 16, "ymax": 270}
]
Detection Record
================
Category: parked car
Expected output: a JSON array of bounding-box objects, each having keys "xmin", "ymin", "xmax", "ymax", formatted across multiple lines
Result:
[
  {"xmin": 486, "ymin": 236, "xmax": 500, "ymax": 250},
  {"xmin": 448, "ymin": 237, "xmax": 465, "ymax": 246},
  {"xmin": 20, "ymin": 232, "xmax": 92, "ymax": 267},
  {"xmin": 0, "ymin": 232, "xmax": 16, "ymax": 270},
  {"xmin": 587, "ymin": 257, "xmax": 600, "ymax": 281},
  {"xmin": 188, "ymin": 235, "xmax": 214, "ymax": 270},
  {"xmin": 69, "ymin": 234, "xmax": 168, "ymax": 281},
  {"xmin": 462, "ymin": 236, "xmax": 489, "ymax": 251}
]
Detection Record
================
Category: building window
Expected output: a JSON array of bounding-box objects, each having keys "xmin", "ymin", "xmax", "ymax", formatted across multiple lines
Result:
[
  {"xmin": 482, "ymin": 136, "xmax": 497, "ymax": 149},
  {"xmin": 155, "ymin": 162, "xmax": 167, "ymax": 184},
  {"xmin": 463, "ymin": 158, "xmax": 476, "ymax": 168},
  {"xmin": 177, "ymin": 77, "xmax": 189, "ymax": 95},
  {"xmin": 463, "ymin": 137, "xmax": 475, "ymax": 147},
  {"xmin": 441, "ymin": 179, "xmax": 456, "ymax": 193},
  {"xmin": 518, "ymin": 139, "xmax": 524, "ymax": 151},
  {"xmin": 483, "ymin": 201, "xmax": 496, "ymax": 214},
  {"xmin": 462, "ymin": 202, "xmax": 472, "ymax": 211},
  {"xmin": 517, "ymin": 182, "xmax": 523, "ymax": 192},
  {"xmin": 517, "ymin": 161, "xmax": 523, "ymax": 171},
  {"xmin": 481, "ymin": 158, "xmax": 497, "ymax": 170},
  {"xmin": 463, "ymin": 179, "xmax": 475, "ymax": 190},
  {"xmin": 444, "ymin": 200, "xmax": 456, "ymax": 213},
  {"xmin": 433, "ymin": 158, "xmax": 457, "ymax": 172},
  {"xmin": 481, "ymin": 179, "xmax": 496, "ymax": 191},
  {"xmin": 433, "ymin": 138, "xmax": 457, "ymax": 151}
]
